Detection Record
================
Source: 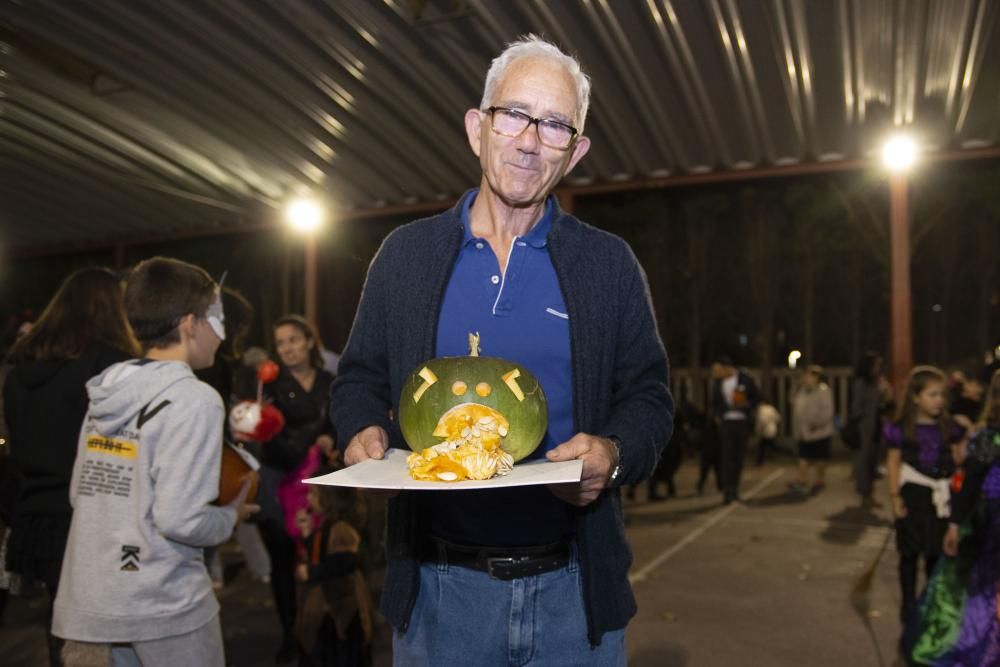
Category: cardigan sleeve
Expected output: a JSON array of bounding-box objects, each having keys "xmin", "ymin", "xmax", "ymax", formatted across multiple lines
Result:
[
  {"xmin": 599, "ymin": 247, "xmax": 674, "ymax": 487},
  {"xmin": 330, "ymin": 236, "xmax": 396, "ymax": 453}
]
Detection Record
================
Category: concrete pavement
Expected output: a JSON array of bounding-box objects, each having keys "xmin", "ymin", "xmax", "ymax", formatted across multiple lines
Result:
[
  {"xmin": 0, "ymin": 457, "xmax": 907, "ymax": 666},
  {"xmin": 624, "ymin": 458, "xmax": 902, "ymax": 667}
]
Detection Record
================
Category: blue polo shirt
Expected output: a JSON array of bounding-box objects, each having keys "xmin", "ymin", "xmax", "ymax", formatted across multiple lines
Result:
[{"xmin": 429, "ymin": 189, "xmax": 575, "ymax": 546}]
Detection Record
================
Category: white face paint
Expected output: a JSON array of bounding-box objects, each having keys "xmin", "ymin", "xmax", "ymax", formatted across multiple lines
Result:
[{"xmin": 206, "ymin": 273, "xmax": 227, "ymax": 341}]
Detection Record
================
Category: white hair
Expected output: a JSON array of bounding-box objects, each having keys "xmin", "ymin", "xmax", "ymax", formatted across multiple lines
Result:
[{"xmin": 480, "ymin": 34, "xmax": 591, "ymax": 131}]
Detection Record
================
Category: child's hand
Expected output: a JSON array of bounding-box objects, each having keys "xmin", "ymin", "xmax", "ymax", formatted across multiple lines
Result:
[
  {"xmin": 942, "ymin": 523, "xmax": 960, "ymax": 557},
  {"xmin": 316, "ymin": 434, "xmax": 335, "ymax": 456},
  {"xmin": 228, "ymin": 480, "xmax": 260, "ymax": 523},
  {"xmin": 891, "ymin": 495, "xmax": 907, "ymax": 519},
  {"xmin": 295, "ymin": 564, "xmax": 309, "ymax": 583}
]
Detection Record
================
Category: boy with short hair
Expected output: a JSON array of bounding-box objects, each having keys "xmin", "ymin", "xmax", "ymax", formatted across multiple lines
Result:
[{"xmin": 53, "ymin": 257, "xmax": 257, "ymax": 666}]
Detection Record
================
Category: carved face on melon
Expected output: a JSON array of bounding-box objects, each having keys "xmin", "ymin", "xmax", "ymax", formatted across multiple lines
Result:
[{"xmin": 399, "ymin": 334, "xmax": 547, "ymax": 481}]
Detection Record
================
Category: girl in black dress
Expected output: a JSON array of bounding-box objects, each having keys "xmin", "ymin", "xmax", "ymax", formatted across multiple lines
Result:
[{"xmin": 884, "ymin": 366, "xmax": 965, "ymax": 623}]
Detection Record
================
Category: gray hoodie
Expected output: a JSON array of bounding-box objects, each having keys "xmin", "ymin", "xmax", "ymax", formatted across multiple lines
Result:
[{"xmin": 52, "ymin": 359, "xmax": 237, "ymax": 642}]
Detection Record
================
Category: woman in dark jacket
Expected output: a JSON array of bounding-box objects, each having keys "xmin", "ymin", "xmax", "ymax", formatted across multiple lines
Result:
[
  {"xmin": 258, "ymin": 314, "xmax": 336, "ymax": 663},
  {"xmin": 2, "ymin": 267, "xmax": 139, "ymax": 665},
  {"xmin": 850, "ymin": 351, "xmax": 891, "ymax": 507}
]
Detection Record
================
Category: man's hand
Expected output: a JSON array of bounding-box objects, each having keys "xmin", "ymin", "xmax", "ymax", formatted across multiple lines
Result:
[
  {"xmin": 228, "ymin": 479, "xmax": 260, "ymax": 523},
  {"xmin": 545, "ymin": 433, "xmax": 618, "ymax": 507},
  {"xmin": 344, "ymin": 425, "xmax": 389, "ymax": 466}
]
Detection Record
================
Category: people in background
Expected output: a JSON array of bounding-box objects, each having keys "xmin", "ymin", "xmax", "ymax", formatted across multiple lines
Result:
[
  {"xmin": 2, "ymin": 268, "xmax": 140, "ymax": 665},
  {"xmin": 260, "ymin": 314, "xmax": 336, "ymax": 664},
  {"xmin": 851, "ymin": 351, "xmax": 892, "ymax": 509},
  {"xmin": 295, "ymin": 483, "xmax": 373, "ymax": 666},
  {"xmin": 709, "ymin": 355, "xmax": 761, "ymax": 505},
  {"xmin": 789, "ymin": 365, "xmax": 835, "ymax": 494}
]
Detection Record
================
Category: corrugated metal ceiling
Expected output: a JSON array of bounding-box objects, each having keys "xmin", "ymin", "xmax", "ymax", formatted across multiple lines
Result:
[{"xmin": 1, "ymin": 0, "xmax": 998, "ymax": 251}]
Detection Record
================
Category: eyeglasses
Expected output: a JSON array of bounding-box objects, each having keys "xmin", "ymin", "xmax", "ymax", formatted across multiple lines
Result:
[{"xmin": 484, "ymin": 106, "xmax": 578, "ymax": 149}]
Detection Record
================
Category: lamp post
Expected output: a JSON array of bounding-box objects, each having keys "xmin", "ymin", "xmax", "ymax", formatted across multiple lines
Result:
[
  {"xmin": 882, "ymin": 135, "xmax": 917, "ymax": 394},
  {"xmin": 285, "ymin": 198, "xmax": 325, "ymax": 325}
]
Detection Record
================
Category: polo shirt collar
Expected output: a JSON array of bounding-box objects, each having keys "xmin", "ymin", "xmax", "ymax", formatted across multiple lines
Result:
[{"xmin": 461, "ymin": 189, "xmax": 555, "ymax": 248}]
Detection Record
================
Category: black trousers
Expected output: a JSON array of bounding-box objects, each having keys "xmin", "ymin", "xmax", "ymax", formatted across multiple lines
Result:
[
  {"xmin": 257, "ymin": 517, "xmax": 298, "ymax": 639},
  {"xmin": 718, "ymin": 420, "xmax": 752, "ymax": 498}
]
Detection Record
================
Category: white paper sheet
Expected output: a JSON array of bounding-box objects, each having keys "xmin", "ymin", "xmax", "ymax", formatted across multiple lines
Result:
[{"xmin": 304, "ymin": 447, "xmax": 583, "ymax": 491}]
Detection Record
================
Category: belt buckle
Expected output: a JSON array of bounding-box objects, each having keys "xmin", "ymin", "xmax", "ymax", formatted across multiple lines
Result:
[{"xmin": 486, "ymin": 556, "xmax": 517, "ymax": 580}]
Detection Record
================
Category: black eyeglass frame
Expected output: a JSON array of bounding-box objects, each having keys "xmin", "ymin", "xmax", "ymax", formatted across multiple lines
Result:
[{"xmin": 484, "ymin": 106, "xmax": 579, "ymax": 148}]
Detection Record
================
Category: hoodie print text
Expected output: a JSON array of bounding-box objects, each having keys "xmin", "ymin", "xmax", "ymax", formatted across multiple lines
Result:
[{"xmin": 76, "ymin": 398, "xmax": 170, "ymax": 500}]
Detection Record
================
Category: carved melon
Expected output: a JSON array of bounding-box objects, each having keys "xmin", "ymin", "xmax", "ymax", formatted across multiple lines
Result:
[{"xmin": 399, "ymin": 334, "xmax": 547, "ymax": 481}]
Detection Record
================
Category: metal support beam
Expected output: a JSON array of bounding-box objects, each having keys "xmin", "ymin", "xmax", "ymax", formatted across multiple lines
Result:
[
  {"xmin": 888, "ymin": 173, "xmax": 912, "ymax": 393},
  {"xmin": 9, "ymin": 147, "xmax": 1000, "ymax": 260},
  {"xmin": 304, "ymin": 235, "xmax": 318, "ymax": 325}
]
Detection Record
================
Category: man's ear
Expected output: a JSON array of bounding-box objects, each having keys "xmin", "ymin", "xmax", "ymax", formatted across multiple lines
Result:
[
  {"xmin": 465, "ymin": 108, "xmax": 484, "ymax": 158},
  {"xmin": 563, "ymin": 134, "xmax": 591, "ymax": 175}
]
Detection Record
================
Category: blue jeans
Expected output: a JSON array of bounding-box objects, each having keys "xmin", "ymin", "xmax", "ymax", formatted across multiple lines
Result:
[{"xmin": 392, "ymin": 547, "xmax": 626, "ymax": 666}]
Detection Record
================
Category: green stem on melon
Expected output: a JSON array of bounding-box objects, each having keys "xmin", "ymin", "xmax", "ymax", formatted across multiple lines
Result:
[{"xmin": 468, "ymin": 332, "xmax": 481, "ymax": 357}]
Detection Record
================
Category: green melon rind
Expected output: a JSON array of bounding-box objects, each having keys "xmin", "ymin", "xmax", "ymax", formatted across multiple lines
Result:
[{"xmin": 398, "ymin": 356, "xmax": 548, "ymax": 463}]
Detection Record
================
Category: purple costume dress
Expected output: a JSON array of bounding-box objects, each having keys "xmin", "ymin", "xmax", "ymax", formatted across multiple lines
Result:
[
  {"xmin": 903, "ymin": 426, "xmax": 1000, "ymax": 665},
  {"xmin": 885, "ymin": 422, "xmax": 963, "ymax": 622}
]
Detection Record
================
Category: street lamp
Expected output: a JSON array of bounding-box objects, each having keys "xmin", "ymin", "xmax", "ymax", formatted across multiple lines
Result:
[
  {"xmin": 284, "ymin": 196, "xmax": 326, "ymax": 324},
  {"xmin": 285, "ymin": 197, "xmax": 325, "ymax": 233},
  {"xmin": 787, "ymin": 350, "xmax": 802, "ymax": 369},
  {"xmin": 882, "ymin": 133, "xmax": 917, "ymax": 393},
  {"xmin": 882, "ymin": 134, "xmax": 918, "ymax": 172}
]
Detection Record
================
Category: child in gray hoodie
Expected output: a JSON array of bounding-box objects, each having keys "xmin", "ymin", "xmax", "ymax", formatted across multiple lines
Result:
[{"xmin": 53, "ymin": 257, "xmax": 258, "ymax": 666}]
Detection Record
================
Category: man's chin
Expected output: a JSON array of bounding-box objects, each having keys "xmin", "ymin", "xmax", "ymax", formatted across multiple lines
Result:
[{"xmin": 493, "ymin": 186, "xmax": 547, "ymax": 209}]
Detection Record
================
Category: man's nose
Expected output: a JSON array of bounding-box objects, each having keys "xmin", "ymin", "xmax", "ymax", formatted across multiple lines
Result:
[{"xmin": 515, "ymin": 122, "xmax": 541, "ymax": 152}]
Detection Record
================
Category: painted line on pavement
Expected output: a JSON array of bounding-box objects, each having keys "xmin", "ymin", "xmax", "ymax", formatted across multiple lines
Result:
[{"xmin": 628, "ymin": 468, "xmax": 785, "ymax": 584}]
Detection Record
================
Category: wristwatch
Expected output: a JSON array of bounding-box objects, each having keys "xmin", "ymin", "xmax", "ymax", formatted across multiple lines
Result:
[{"xmin": 606, "ymin": 436, "xmax": 623, "ymax": 485}]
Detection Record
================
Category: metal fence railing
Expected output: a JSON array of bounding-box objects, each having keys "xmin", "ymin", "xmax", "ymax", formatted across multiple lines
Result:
[{"xmin": 670, "ymin": 366, "xmax": 854, "ymax": 439}]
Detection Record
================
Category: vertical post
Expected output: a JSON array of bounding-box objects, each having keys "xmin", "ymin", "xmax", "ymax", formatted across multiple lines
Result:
[
  {"xmin": 304, "ymin": 235, "xmax": 318, "ymax": 324},
  {"xmin": 889, "ymin": 173, "xmax": 912, "ymax": 393}
]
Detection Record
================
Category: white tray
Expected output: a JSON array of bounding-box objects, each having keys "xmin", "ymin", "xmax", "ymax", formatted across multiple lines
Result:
[{"xmin": 304, "ymin": 447, "xmax": 583, "ymax": 491}]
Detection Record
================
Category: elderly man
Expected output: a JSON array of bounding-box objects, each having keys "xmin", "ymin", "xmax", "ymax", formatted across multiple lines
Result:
[{"xmin": 331, "ymin": 36, "xmax": 673, "ymax": 664}]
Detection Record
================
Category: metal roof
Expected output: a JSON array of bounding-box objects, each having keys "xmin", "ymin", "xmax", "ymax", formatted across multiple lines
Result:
[{"xmin": 1, "ymin": 0, "xmax": 998, "ymax": 251}]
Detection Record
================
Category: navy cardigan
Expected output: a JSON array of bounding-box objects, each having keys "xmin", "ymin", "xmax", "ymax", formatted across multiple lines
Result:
[{"xmin": 331, "ymin": 192, "xmax": 674, "ymax": 645}]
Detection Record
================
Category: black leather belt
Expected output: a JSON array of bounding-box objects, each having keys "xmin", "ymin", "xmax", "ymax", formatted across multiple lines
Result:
[{"xmin": 427, "ymin": 538, "xmax": 570, "ymax": 580}]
